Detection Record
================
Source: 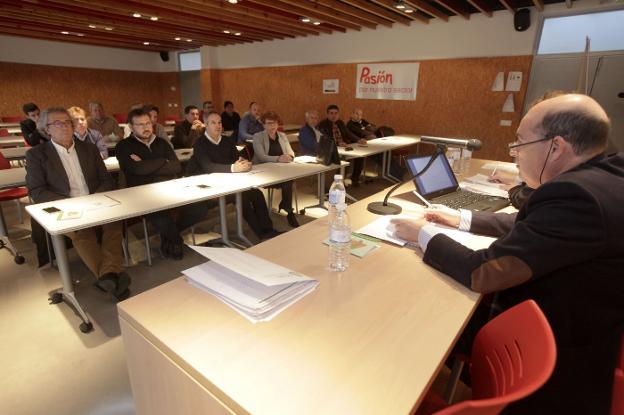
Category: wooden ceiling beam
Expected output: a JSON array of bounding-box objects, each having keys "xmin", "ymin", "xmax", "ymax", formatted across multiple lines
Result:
[
  {"xmin": 311, "ymin": 0, "xmax": 395, "ymax": 27},
  {"xmin": 466, "ymin": 0, "xmax": 493, "ymax": 17},
  {"xmin": 431, "ymin": 0, "xmax": 471, "ymax": 19},
  {"xmin": 282, "ymin": 0, "xmax": 377, "ymax": 29},
  {"xmin": 498, "ymin": 0, "xmax": 516, "ymax": 13},
  {"xmin": 371, "ymin": 0, "xmax": 429, "ymax": 25},
  {"xmin": 342, "ymin": 0, "xmax": 418, "ymax": 25},
  {"xmin": 244, "ymin": 0, "xmax": 356, "ymax": 31},
  {"xmin": 405, "ymin": 0, "xmax": 449, "ymax": 21},
  {"xmin": 532, "ymin": 0, "xmax": 544, "ymax": 11}
]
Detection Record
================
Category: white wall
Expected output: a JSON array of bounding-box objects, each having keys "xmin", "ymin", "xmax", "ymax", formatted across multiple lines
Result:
[
  {"xmin": 201, "ymin": 0, "xmax": 608, "ymax": 69},
  {"xmin": 0, "ymin": 35, "xmax": 178, "ymax": 72}
]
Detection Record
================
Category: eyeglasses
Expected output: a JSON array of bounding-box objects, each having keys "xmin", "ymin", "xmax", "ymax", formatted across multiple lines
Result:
[
  {"xmin": 508, "ymin": 136, "xmax": 552, "ymax": 157},
  {"xmin": 46, "ymin": 120, "xmax": 74, "ymax": 128}
]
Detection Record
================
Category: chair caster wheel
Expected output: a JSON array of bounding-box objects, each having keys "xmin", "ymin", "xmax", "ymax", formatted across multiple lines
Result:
[
  {"xmin": 49, "ymin": 292, "xmax": 63, "ymax": 304},
  {"xmin": 79, "ymin": 322, "xmax": 93, "ymax": 333},
  {"xmin": 14, "ymin": 255, "xmax": 25, "ymax": 264}
]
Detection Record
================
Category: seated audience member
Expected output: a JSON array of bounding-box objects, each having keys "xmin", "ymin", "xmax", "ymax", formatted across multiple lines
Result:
[
  {"xmin": 199, "ymin": 100, "xmax": 214, "ymax": 122},
  {"xmin": 19, "ymin": 102, "xmax": 48, "ymax": 146},
  {"xmin": 317, "ymin": 104, "xmax": 363, "ymax": 186},
  {"xmin": 122, "ymin": 103, "xmax": 145, "ymax": 138},
  {"xmin": 346, "ymin": 108, "xmax": 377, "ymax": 140},
  {"xmin": 253, "ymin": 111, "xmax": 299, "ymax": 228},
  {"xmin": 347, "ymin": 108, "xmax": 405, "ymax": 181},
  {"xmin": 87, "ymin": 102, "xmax": 124, "ymax": 144},
  {"xmin": 220, "ymin": 100, "xmax": 241, "ymax": 137},
  {"xmin": 237, "ymin": 101, "xmax": 264, "ymax": 144},
  {"xmin": 391, "ymin": 94, "xmax": 624, "ymax": 414},
  {"xmin": 298, "ymin": 110, "xmax": 322, "ymax": 156},
  {"xmin": 187, "ymin": 111, "xmax": 280, "ymax": 240},
  {"xmin": 172, "ymin": 105, "xmax": 204, "ymax": 149},
  {"xmin": 115, "ymin": 108, "xmax": 204, "ymax": 260},
  {"xmin": 144, "ymin": 104, "xmax": 172, "ymax": 147},
  {"xmin": 68, "ymin": 106, "xmax": 108, "ymax": 159},
  {"xmin": 26, "ymin": 107, "xmax": 129, "ymax": 300}
]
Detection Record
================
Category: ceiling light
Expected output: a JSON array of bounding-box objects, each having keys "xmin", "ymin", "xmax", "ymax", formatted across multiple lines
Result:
[
  {"xmin": 175, "ymin": 37, "xmax": 181, "ymax": 40},
  {"xmin": 313, "ymin": 21, "xmax": 321, "ymax": 25},
  {"xmin": 234, "ymin": 32, "xmax": 241, "ymax": 36},
  {"xmin": 61, "ymin": 31, "xmax": 69, "ymax": 35},
  {"xmin": 143, "ymin": 42, "xmax": 150, "ymax": 45},
  {"xmin": 227, "ymin": 0, "xmax": 239, "ymax": 3},
  {"xmin": 186, "ymin": 39, "xmax": 192, "ymax": 42},
  {"xmin": 405, "ymin": 8, "xmax": 414, "ymax": 13},
  {"xmin": 223, "ymin": 30, "xmax": 230, "ymax": 34},
  {"xmin": 133, "ymin": 13, "xmax": 141, "ymax": 18},
  {"xmin": 394, "ymin": 0, "xmax": 406, "ymax": 9},
  {"xmin": 104, "ymin": 27, "xmax": 113, "ymax": 31},
  {"xmin": 300, "ymin": 17, "xmax": 311, "ymax": 23},
  {"xmin": 88, "ymin": 24, "xmax": 96, "ymax": 28},
  {"xmin": 77, "ymin": 33, "xmax": 85, "ymax": 37},
  {"xmin": 150, "ymin": 16, "xmax": 159, "ymax": 21}
]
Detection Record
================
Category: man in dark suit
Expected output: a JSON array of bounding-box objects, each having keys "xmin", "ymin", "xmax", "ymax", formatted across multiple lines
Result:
[
  {"xmin": 26, "ymin": 107, "xmax": 130, "ymax": 301},
  {"xmin": 391, "ymin": 94, "xmax": 624, "ymax": 414},
  {"xmin": 172, "ymin": 105, "xmax": 205, "ymax": 149},
  {"xmin": 19, "ymin": 102, "xmax": 48, "ymax": 146},
  {"xmin": 317, "ymin": 104, "xmax": 363, "ymax": 186}
]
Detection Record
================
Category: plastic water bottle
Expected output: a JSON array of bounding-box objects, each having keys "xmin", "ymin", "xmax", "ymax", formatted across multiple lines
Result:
[
  {"xmin": 328, "ymin": 174, "xmax": 346, "ymax": 220},
  {"xmin": 460, "ymin": 149, "xmax": 472, "ymax": 174},
  {"xmin": 329, "ymin": 202, "xmax": 351, "ymax": 272}
]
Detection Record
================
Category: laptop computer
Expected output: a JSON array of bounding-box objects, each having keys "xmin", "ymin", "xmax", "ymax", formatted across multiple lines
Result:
[{"xmin": 404, "ymin": 154, "xmax": 510, "ymax": 212}]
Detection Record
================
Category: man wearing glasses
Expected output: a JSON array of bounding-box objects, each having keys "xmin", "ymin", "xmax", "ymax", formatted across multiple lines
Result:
[
  {"xmin": 391, "ymin": 94, "xmax": 623, "ymax": 414},
  {"xmin": 26, "ymin": 107, "xmax": 130, "ymax": 301}
]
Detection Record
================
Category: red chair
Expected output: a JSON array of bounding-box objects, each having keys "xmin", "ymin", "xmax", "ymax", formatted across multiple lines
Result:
[
  {"xmin": 611, "ymin": 334, "xmax": 624, "ymax": 415},
  {"xmin": 1, "ymin": 116, "xmax": 22, "ymax": 123},
  {"xmin": 0, "ymin": 152, "xmax": 28, "ymax": 264},
  {"xmin": 113, "ymin": 113, "xmax": 127, "ymax": 124},
  {"xmin": 0, "ymin": 128, "xmax": 9, "ymax": 137},
  {"xmin": 417, "ymin": 300, "xmax": 557, "ymax": 415}
]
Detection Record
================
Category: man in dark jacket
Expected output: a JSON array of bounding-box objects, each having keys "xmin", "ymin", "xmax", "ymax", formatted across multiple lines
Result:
[
  {"xmin": 220, "ymin": 100, "xmax": 241, "ymax": 138},
  {"xmin": 26, "ymin": 107, "xmax": 129, "ymax": 300},
  {"xmin": 172, "ymin": 105, "xmax": 205, "ymax": 149},
  {"xmin": 116, "ymin": 108, "xmax": 204, "ymax": 259},
  {"xmin": 19, "ymin": 102, "xmax": 48, "ymax": 146},
  {"xmin": 392, "ymin": 94, "xmax": 624, "ymax": 414},
  {"xmin": 317, "ymin": 104, "xmax": 363, "ymax": 186}
]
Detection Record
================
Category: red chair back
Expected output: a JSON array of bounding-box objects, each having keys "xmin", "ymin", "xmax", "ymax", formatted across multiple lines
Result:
[
  {"xmin": 113, "ymin": 113, "xmax": 127, "ymax": 124},
  {"xmin": 0, "ymin": 151, "xmax": 12, "ymax": 170},
  {"xmin": 0, "ymin": 128, "xmax": 9, "ymax": 137},
  {"xmin": 611, "ymin": 334, "xmax": 624, "ymax": 415},
  {"xmin": 1, "ymin": 116, "xmax": 22, "ymax": 123},
  {"xmin": 435, "ymin": 300, "xmax": 557, "ymax": 415}
]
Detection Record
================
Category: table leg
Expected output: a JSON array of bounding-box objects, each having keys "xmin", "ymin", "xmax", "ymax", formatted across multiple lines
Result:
[
  {"xmin": 235, "ymin": 192, "xmax": 253, "ymax": 247},
  {"xmin": 0, "ymin": 205, "xmax": 24, "ymax": 264},
  {"xmin": 381, "ymin": 151, "xmax": 400, "ymax": 183},
  {"xmin": 218, "ymin": 196, "xmax": 233, "ymax": 247},
  {"xmin": 299, "ymin": 172, "xmax": 329, "ymax": 214},
  {"xmin": 49, "ymin": 234, "xmax": 93, "ymax": 333}
]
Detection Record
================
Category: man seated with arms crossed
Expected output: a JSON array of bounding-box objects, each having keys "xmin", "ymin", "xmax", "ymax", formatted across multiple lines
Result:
[
  {"xmin": 172, "ymin": 105, "xmax": 204, "ymax": 149},
  {"xmin": 187, "ymin": 111, "xmax": 281, "ymax": 240},
  {"xmin": 392, "ymin": 94, "xmax": 624, "ymax": 414},
  {"xmin": 68, "ymin": 106, "xmax": 108, "ymax": 159},
  {"xmin": 116, "ymin": 108, "xmax": 206, "ymax": 260},
  {"xmin": 346, "ymin": 108, "xmax": 404, "ymax": 181},
  {"xmin": 26, "ymin": 107, "xmax": 130, "ymax": 301},
  {"xmin": 298, "ymin": 110, "xmax": 322, "ymax": 157},
  {"xmin": 253, "ymin": 111, "xmax": 299, "ymax": 228},
  {"xmin": 221, "ymin": 100, "xmax": 241, "ymax": 138},
  {"xmin": 237, "ymin": 101, "xmax": 264, "ymax": 144},
  {"xmin": 87, "ymin": 102, "xmax": 123, "ymax": 145},
  {"xmin": 20, "ymin": 102, "xmax": 48, "ymax": 146},
  {"xmin": 318, "ymin": 104, "xmax": 363, "ymax": 186}
]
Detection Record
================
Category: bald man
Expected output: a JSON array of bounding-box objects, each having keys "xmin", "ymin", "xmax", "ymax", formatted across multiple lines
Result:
[{"xmin": 393, "ymin": 94, "xmax": 624, "ymax": 414}]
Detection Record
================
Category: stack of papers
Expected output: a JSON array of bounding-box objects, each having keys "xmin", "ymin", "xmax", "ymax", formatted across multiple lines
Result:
[
  {"xmin": 460, "ymin": 174, "xmax": 509, "ymax": 198},
  {"xmin": 294, "ymin": 155, "xmax": 318, "ymax": 164},
  {"xmin": 183, "ymin": 246, "xmax": 319, "ymax": 323}
]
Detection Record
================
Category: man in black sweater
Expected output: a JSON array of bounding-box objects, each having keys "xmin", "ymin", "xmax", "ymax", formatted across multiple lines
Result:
[
  {"xmin": 392, "ymin": 94, "xmax": 624, "ymax": 414},
  {"xmin": 172, "ymin": 105, "xmax": 205, "ymax": 149},
  {"xmin": 20, "ymin": 102, "xmax": 48, "ymax": 146},
  {"xmin": 116, "ymin": 108, "xmax": 205, "ymax": 259},
  {"xmin": 186, "ymin": 111, "xmax": 279, "ymax": 240}
]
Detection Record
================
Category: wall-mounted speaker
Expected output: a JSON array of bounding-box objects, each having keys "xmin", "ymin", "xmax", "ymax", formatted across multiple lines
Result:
[
  {"xmin": 514, "ymin": 9, "xmax": 530, "ymax": 32},
  {"xmin": 159, "ymin": 51, "xmax": 170, "ymax": 62}
]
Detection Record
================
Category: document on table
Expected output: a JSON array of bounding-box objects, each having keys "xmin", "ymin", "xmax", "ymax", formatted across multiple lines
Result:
[
  {"xmin": 184, "ymin": 246, "xmax": 319, "ymax": 323},
  {"xmin": 51, "ymin": 194, "xmax": 120, "ymax": 219},
  {"xmin": 357, "ymin": 214, "xmax": 419, "ymax": 246},
  {"xmin": 460, "ymin": 174, "xmax": 509, "ymax": 198},
  {"xmin": 294, "ymin": 155, "xmax": 318, "ymax": 164}
]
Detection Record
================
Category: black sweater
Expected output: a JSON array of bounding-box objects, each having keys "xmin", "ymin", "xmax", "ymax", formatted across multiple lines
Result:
[
  {"xmin": 20, "ymin": 119, "xmax": 48, "ymax": 146},
  {"xmin": 187, "ymin": 135, "xmax": 238, "ymax": 175},
  {"xmin": 115, "ymin": 135, "xmax": 181, "ymax": 187}
]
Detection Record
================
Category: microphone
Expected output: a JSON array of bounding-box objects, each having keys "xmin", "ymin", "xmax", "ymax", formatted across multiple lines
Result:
[
  {"xmin": 367, "ymin": 145, "xmax": 446, "ymax": 215},
  {"xmin": 420, "ymin": 136, "xmax": 482, "ymax": 151}
]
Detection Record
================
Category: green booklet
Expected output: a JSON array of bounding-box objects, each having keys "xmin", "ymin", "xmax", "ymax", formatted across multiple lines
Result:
[{"xmin": 323, "ymin": 233, "xmax": 381, "ymax": 258}]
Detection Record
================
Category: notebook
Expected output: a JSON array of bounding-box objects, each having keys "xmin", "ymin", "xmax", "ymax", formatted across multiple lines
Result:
[{"xmin": 404, "ymin": 154, "xmax": 510, "ymax": 212}]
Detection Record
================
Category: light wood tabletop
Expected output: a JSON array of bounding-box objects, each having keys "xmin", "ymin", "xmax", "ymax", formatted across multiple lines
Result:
[{"xmin": 117, "ymin": 159, "xmax": 510, "ymax": 415}]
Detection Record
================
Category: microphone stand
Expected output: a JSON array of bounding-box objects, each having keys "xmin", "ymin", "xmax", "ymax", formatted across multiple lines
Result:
[{"xmin": 367, "ymin": 144, "xmax": 446, "ymax": 215}]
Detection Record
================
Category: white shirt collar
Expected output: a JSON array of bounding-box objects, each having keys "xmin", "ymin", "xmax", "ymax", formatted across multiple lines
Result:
[
  {"xmin": 204, "ymin": 131, "xmax": 221, "ymax": 145},
  {"xmin": 133, "ymin": 134, "xmax": 156, "ymax": 148},
  {"xmin": 51, "ymin": 139, "xmax": 76, "ymax": 154}
]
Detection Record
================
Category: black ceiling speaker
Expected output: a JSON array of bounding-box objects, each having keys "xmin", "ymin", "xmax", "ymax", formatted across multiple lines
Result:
[
  {"xmin": 159, "ymin": 51, "xmax": 170, "ymax": 62},
  {"xmin": 514, "ymin": 9, "xmax": 531, "ymax": 32}
]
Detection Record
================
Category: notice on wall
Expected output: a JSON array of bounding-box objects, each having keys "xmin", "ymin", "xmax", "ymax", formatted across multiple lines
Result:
[
  {"xmin": 323, "ymin": 79, "xmax": 339, "ymax": 94},
  {"xmin": 491, "ymin": 72, "xmax": 505, "ymax": 91},
  {"xmin": 505, "ymin": 71, "xmax": 523, "ymax": 92},
  {"xmin": 356, "ymin": 62, "xmax": 419, "ymax": 101},
  {"xmin": 502, "ymin": 94, "xmax": 515, "ymax": 113}
]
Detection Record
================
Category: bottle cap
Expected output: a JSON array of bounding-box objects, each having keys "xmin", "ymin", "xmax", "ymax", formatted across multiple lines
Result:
[{"xmin": 334, "ymin": 174, "xmax": 343, "ymax": 180}]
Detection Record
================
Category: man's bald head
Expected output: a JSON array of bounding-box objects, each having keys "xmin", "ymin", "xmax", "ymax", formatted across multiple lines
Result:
[{"xmin": 528, "ymin": 94, "xmax": 611, "ymax": 156}]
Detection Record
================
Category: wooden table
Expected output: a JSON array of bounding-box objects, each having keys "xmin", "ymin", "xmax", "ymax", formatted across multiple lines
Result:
[
  {"xmin": 117, "ymin": 159, "xmax": 509, "ymax": 415},
  {"xmin": 0, "ymin": 135, "xmax": 25, "ymax": 148},
  {"xmin": 1, "ymin": 146, "xmax": 29, "ymax": 160}
]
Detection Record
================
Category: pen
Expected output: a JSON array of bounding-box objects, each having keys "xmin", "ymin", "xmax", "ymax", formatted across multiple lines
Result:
[{"xmin": 491, "ymin": 166, "xmax": 498, "ymax": 177}]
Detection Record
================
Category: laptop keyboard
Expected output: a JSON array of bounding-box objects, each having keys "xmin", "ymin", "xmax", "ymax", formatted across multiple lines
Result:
[{"xmin": 433, "ymin": 190, "xmax": 502, "ymax": 210}]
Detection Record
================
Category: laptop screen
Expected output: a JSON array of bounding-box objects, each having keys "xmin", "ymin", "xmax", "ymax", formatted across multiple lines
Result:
[{"xmin": 405, "ymin": 154, "xmax": 459, "ymax": 198}]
